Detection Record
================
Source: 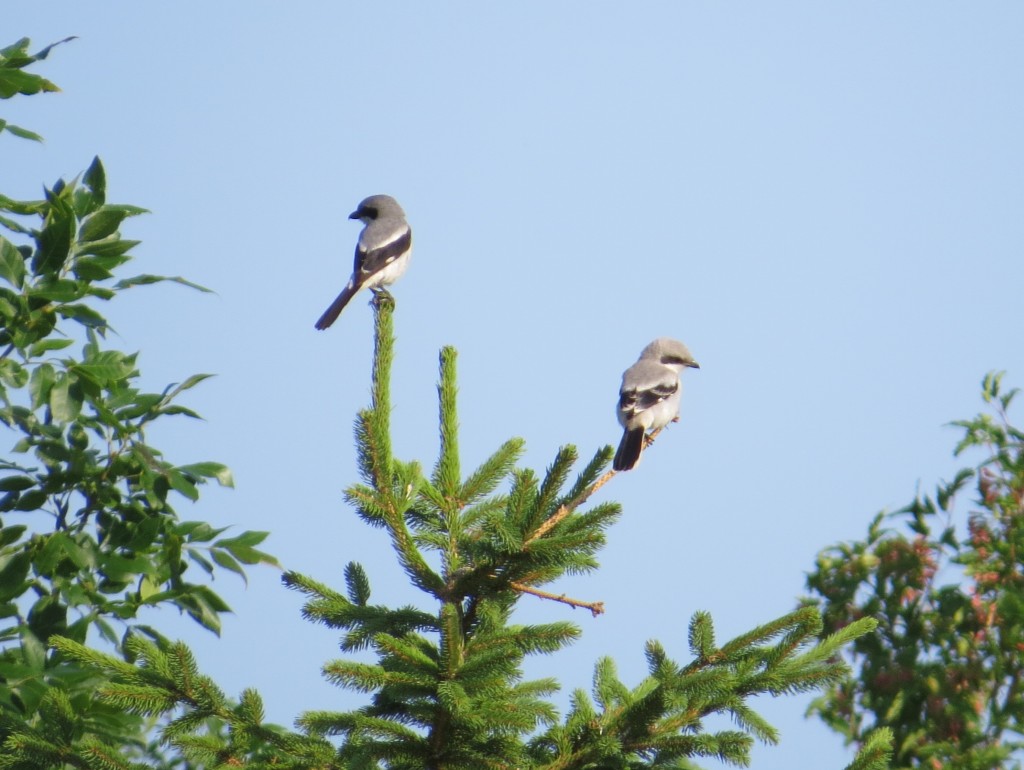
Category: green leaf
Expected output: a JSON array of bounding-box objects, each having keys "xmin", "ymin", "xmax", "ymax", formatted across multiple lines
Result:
[
  {"xmin": 176, "ymin": 587, "xmax": 227, "ymax": 635},
  {"xmin": 28, "ymin": 362, "xmax": 55, "ymax": 408},
  {"xmin": 164, "ymin": 373, "xmax": 215, "ymax": 398},
  {"xmin": 0, "ymin": 358, "xmax": 28, "ymax": 387},
  {"xmin": 2, "ymin": 123, "xmax": 43, "ymax": 142},
  {"xmin": 11, "ymin": 36, "xmax": 77, "ymax": 64},
  {"xmin": 100, "ymin": 552, "xmax": 152, "ymax": 582},
  {"xmin": 217, "ymin": 531, "xmax": 269, "ymax": 549},
  {"xmin": 96, "ymin": 618, "xmax": 119, "ymax": 647},
  {"xmin": 0, "ymin": 551, "xmax": 31, "ymax": 600},
  {"xmin": 114, "ymin": 274, "xmax": 213, "ymax": 293},
  {"xmin": 20, "ymin": 629, "xmax": 47, "ymax": 671},
  {"xmin": 71, "ymin": 350, "xmax": 136, "ymax": 386},
  {"xmin": 0, "ymin": 193, "xmax": 43, "ymax": 216},
  {"xmin": 71, "ymin": 258, "xmax": 114, "ymax": 281},
  {"xmin": 218, "ymin": 545, "xmax": 263, "ymax": 566},
  {"xmin": 29, "ymin": 278, "xmax": 86, "ymax": 303},
  {"xmin": 0, "ymin": 237, "xmax": 26, "ymax": 287},
  {"xmin": 72, "ymin": 253, "xmax": 130, "ymax": 273},
  {"xmin": 0, "ymin": 213, "xmax": 33, "ymax": 234},
  {"xmin": 166, "ymin": 470, "xmax": 198, "ymax": 501},
  {"xmin": 78, "ymin": 205, "xmax": 146, "ymax": 243},
  {"xmin": 13, "ymin": 488, "xmax": 46, "ymax": 511},
  {"xmin": 155, "ymin": 405, "xmax": 202, "ymax": 419},
  {"xmin": 0, "ymin": 37, "xmax": 31, "ymax": 58},
  {"xmin": 0, "ymin": 294, "xmax": 19, "ymax": 321},
  {"xmin": 58, "ymin": 303, "xmax": 108, "ymax": 330},
  {"xmin": 0, "ymin": 68, "xmax": 59, "ymax": 98},
  {"xmin": 188, "ymin": 549, "xmax": 215, "ymax": 575},
  {"xmin": 31, "ymin": 193, "xmax": 76, "ymax": 276},
  {"xmin": 0, "ymin": 524, "xmax": 27, "ymax": 547},
  {"xmin": 27, "ymin": 337, "xmax": 73, "ymax": 356},
  {"xmin": 139, "ymin": 575, "xmax": 161, "ymax": 602},
  {"xmin": 82, "ymin": 156, "xmax": 106, "ymax": 207},
  {"xmin": 177, "ymin": 522, "xmax": 227, "ymax": 542},
  {"xmin": 114, "ymin": 393, "xmax": 163, "ymax": 420},
  {"xmin": 211, "ymin": 549, "xmax": 246, "ymax": 580},
  {"xmin": 79, "ymin": 237, "xmax": 139, "ymax": 258},
  {"xmin": 0, "ymin": 476, "xmax": 34, "ymax": 492},
  {"xmin": 27, "ymin": 594, "xmax": 67, "ymax": 640},
  {"xmin": 176, "ymin": 462, "xmax": 234, "ymax": 488},
  {"xmin": 49, "ymin": 372, "xmax": 83, "ymax": 421}
]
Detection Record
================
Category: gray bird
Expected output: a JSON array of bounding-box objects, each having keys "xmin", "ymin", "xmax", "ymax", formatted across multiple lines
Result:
[
  {"xmin": 315, "ymin": 194, "xmax": 412, "ymax": 330},
  {"xmin": 613, "ymin": 338, "xmax": 700, "ymax": 471}
]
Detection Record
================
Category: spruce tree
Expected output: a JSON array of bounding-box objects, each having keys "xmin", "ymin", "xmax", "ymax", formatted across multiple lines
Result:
[{"xmin": 49, "ymin": 296, "xmax": 891, "ymax": 770}]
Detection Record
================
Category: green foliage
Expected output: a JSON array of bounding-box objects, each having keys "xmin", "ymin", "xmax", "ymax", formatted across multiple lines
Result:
[
  {"xmin": 532, "ymin": 609, "xmax": 877, "ymax": 769},
  {"xmin": 0, "ymin": 39, "xmax": 277, "ymax": 766},
  {"xmin": 7, "ymin": 635, "xmax": 332, "ymax": 770},
  {"xmin": 50, "ymin": 298, "xmax": 887, "ymax": 770},
  {"xmin": 805, "ymin": 372, "xmax": 1024, "ymax": 769},
  {"xmin": 0, "ymin": 36, "xmax": 75, "ymax": 142},
  {"xmin": 3, "ymin": 34, "xmax": 889, "ymax": 770}
]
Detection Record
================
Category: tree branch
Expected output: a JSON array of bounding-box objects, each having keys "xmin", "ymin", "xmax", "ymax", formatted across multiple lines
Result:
[
  {"xmin": 510, "ymin": 581, "xmax": 604, "ymax": 616},
  {"xmin": 526, "ymin": 425, "xmax": 669, "ymax": 544}
]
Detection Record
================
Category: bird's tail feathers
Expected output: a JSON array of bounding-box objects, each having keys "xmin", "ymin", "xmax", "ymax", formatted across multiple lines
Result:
[
  {"xmin": 314, "ymin": 281, "xmax": 359, "ymax": 330},
  {"xmin": 613, "ymin": 427, "xmax": 646, "ymax": 471}
]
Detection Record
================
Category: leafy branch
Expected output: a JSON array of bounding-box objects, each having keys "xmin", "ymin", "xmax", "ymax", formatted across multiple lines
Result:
[{"xmin": 0, "ymin": 36, "xmax": 75, "ymax": 142}]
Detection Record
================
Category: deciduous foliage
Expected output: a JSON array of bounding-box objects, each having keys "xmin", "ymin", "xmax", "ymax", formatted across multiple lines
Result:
[
  {"xmin": 805, "ymin": 372, "xmax": 1024, "ymax": 769},
  {"xmin": 0, "ymin": 36, "xmax": 73, "ymax": 141},
  {"xmin": 0, "ymin": 37, "xmax": 275, "ymax": 764}
]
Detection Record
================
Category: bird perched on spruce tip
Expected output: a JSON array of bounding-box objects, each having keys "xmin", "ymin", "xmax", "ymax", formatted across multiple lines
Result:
[
  {"xmin": 314, "ymin": 194, "xmax": 412, "ymax": 330},
  {"xmin": 613, "ymin": 338, "xmax": 700, "ymax": 472}
]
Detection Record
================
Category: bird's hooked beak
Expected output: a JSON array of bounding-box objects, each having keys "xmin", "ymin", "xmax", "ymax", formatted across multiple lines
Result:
[
  {"xmin": 664, "ymin": 354, "xmax": 701, "ymax": 370},
  {"xmin": 349, "ymin": 204, "xmax": 378, "ymax": 221}
]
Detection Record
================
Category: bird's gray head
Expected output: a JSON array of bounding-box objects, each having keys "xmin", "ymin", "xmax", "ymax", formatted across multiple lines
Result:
[
  {"xmin": 639, "ymin": 337, "xmax": 700, "ymax": 370},
  {"xmin": 349, "ymin": 194, "xmax": 406, "ymax": 224}
]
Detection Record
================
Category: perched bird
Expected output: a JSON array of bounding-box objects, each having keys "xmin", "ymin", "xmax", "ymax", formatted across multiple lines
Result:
[
  {"xmin": 613, "ymin": 338, "xmax": 700, "ymax": 471},
  {"xmin": 315, "ymin": 194, "xmax": 412, "ymax": 330}
]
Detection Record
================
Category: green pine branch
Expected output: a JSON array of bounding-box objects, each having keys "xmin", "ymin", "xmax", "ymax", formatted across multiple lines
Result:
[
  {"xmin": 22, "ymin": 208, "xmax": 889, "ymax": 769},
  {"xmin": 279, "ymin": 299, "xmax": 881, "ymax": 769},
  {"xmin": 531, "ymin": 611, "xmax": 878, "ymax": 769},
  {"xmin": 44, "ymin": 635, "xmax": 334, "ymax": 770}
]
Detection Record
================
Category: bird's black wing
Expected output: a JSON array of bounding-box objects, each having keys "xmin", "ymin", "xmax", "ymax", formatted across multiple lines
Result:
[
  {"xmin": 353, "ymin": 227, "xmax": 412, "ymax": 284},
  {"xmin": 619, "ymin": 379, "xmax": 678, "ymax": 415}
]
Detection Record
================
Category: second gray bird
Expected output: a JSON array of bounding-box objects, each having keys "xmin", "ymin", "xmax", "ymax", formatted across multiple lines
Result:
[
  {"xmin": 315, "ymin": 194, "xmax": 412, "ymax": 330},
  {"xmin": 613, "ymin": 338, "xmax": 700, "ymax": 471}
]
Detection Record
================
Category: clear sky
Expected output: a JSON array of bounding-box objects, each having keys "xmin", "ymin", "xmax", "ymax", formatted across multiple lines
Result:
[{"xmin": 5, "ymin": 4, "xmax": 1024, "ymax": 768}]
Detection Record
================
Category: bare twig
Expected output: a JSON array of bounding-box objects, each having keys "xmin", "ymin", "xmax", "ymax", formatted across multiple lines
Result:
[{"xmin": 510, "ymin": 581, "xmax": 605, "ymax": 616}]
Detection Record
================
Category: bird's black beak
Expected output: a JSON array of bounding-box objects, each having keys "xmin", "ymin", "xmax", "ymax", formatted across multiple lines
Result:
[
  {"xmin": 348, "ymin": 210, "xmax": 361, "ymax": 220},
  {"xmin": 687, "ymin": 361, "xmax": 701, "ymax": 369}
]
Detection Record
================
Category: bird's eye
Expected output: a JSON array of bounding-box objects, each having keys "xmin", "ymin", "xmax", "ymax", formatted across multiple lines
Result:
[{"xmin": 363, "ymin": 206, "xmax": 378, "ymax": 219}]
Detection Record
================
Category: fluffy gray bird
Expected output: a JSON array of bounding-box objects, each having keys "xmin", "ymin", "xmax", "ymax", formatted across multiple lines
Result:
[
  {"xmin": 315, "ymin": 194, "xmax": 412, "ymax": 330},
  {"xmin": 613, "ymin": 338, "xmax": 700, "ymax": 471}
]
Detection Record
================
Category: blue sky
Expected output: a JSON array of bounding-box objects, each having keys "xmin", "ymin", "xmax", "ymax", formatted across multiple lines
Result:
[{"xmin": 5, "ymin": 4, "xmax": 1024, "ymax": 768}]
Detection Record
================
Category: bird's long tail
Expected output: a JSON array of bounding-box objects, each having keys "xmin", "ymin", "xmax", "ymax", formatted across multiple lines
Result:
[
  {"xmin": 314, "ymin": 280, "xmax": 359, "ymax": 330},
  {"xmin": 613, "ymin": 427, "xmax": 645, "ymax": 471}
]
